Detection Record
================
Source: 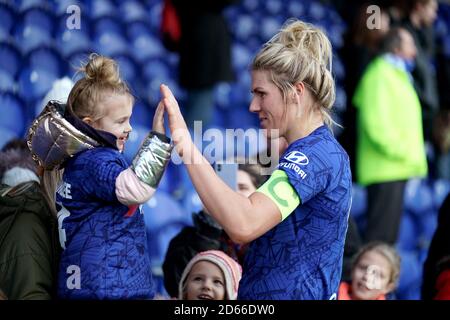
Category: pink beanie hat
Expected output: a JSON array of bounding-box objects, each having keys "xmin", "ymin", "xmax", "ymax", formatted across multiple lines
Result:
[{"xmin": 178, "ymin": 250, "xmax": 242, "ymax": 300}]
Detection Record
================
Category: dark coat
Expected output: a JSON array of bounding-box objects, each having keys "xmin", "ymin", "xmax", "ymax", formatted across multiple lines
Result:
[
  {"xmin": 0, "ymin": 182, "xmax": 60, "ymax": 300},
  {"xmin": 172, "ymin": 0, "xmax": 237, "ymax": 89}
]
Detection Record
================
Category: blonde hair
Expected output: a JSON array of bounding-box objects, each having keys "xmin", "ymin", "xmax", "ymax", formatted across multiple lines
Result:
[
  {"xmin": 352, "ymin": 242, "xmax": 401, "ymax": 287},
  {"xmin": 67, "ymin": 53, "xmax": 133, "ymax": 120},
  {"xmin": 42, "ymin": 54, "xmax": 132, "ymax": 215},
  {"xmin": 252, "ymin": 19, "xmax": 336, "ymax": 127}
]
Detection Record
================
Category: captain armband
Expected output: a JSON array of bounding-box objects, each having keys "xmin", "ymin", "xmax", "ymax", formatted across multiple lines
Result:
[
  {"xmin": 131, "ymin": 131, "xmax": 173, "ymax": 189},
  {"xmin": 256, "ymin": 169, "xmax": 301, "ymax": 221}
]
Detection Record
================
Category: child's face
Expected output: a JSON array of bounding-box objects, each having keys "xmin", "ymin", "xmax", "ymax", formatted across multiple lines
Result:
[
  {"xmin": 185, "ymin": 261, "xmax": 226, "ymax": 300},
  {"xmin": 92, "ymin": 93, "xmax": 133, "ymax": 152},
  {"xmin": 351, "ymin": 250, "xmax": 394, "ymax": 300}
]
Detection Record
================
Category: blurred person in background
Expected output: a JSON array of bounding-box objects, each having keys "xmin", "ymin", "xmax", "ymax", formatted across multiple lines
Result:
[{"xmin": 353, "ymin": 27, "xmax": 428, "ymax": 245}]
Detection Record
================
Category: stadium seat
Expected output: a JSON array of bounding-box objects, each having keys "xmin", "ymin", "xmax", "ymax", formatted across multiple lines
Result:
[
  {"xmin": 397, "ymin": 212, "xmax": 418, "ymax": 251},
  {"xmin": 234, "ymin": 14, "xmax": 257, "ymax": 42},
  {"xmin": 122, "ymin": 123, "xmax": 151, "ymax": 164},
  {"xmin": 143, "ymin": 191, "xmax": 190, "ymax": 232},
  {"xmin": 264, "ymin": 0, "xmax": 283, "ymax": 15},
  {"xmin": 0, "ymin": 91, "xmax": 26, "ymax": 136},
  {"xmin": 89, "ymin": 0, "xmax": 116, "ymax": 20},
  {"xmin": 18, "ymin": 66, "xmax": 60, "ymax": 103},
  {"xmin": 396, "ymin": 249, "xmax": 423, "ymax": 300},
  {"xmin": 0, "ymin": 70, "xmax": 15, "ymax": 91},
  {"xmin": 127, "ymin": 22, "xmax": 165, "ymax": 63},
  {"xmin": 112, "ymin": 53, "xmax": 139, "ymax": 87},
  {"xmin": 0, "ymin": 126, "xmax": 18, "ymax": 150},
  {"xmin": 404, "ymin": 179, "xmax": 434, "ymax": 217},
  {"xmin": 27, "ymin": 46, "xmax": 63, "ymax": 76},
  {"xmin": 0, "ymin": 41, "xmax": 20, "ymax": 79},
  {"xmin": 130, "ymin": 99, "xmax": 152, "ymax": 128},
  {"xmin": 417, "ymin": 212, "xmax": 438, "ymax": 249},
  {"xmin": 432, "ymin": 178, "xmax": 450, "ymax": 210},
  {"xmin": 119, "ymin": 0, "xmax": 147, "ymax": 24},
  {"xmin": 0, "ymin": 2, "xmax": 15, "ymax": 40},
  {"xmin": 350, "ymin": 183, "xmax": 367, "ymax": 219},
  {"xmin": 260, "ymin": 17, "xmax": 283, "ymax": 42},
  {"xmin": 182, "ymin": 188, "xmax": 203, "ymax": 216},
  {"xmin": 55, "ymin": 0, "xmax": 84, "ymax": 17}
]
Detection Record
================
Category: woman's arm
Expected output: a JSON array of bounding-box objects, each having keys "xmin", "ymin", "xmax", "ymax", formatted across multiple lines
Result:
[{"xmin": 161, "ymin": 84, "xmax": 282, "ymax": 244}]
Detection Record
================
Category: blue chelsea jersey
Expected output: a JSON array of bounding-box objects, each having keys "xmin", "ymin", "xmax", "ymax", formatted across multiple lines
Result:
[
  {"xmin": 56, "ymin": 147, "xmax": 154, "ymax": 299},
  {"xmin": 238, "ymin": 125, "xmax": 352, "ymax": 300}
]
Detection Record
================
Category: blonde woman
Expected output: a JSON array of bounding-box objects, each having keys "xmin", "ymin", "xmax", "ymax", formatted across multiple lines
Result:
[{"xmin": 161, "ymin": 19, "xmax": 352, "ymax": 300}]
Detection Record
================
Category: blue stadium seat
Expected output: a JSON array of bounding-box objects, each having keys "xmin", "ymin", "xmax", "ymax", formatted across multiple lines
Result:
[
  {"xmin": 396, "ymin": 249, "xmax": 422, "ymax": 300},
  {"xmin": 89, "ymin": 0, "xmax": 116, "ymax": 20},
  {"xmin": 0, "ymin": 70, "xmax": 15, "ymax": 91},
  {"xmin": 264, "ymin": 0, "xmax": 284, "ymax": 15},
  {"xmin": 397, "ymin": 212, "xmax": 418, "ymax": 251},
  {"xmin": 14, "ymin": 24, "xmax": 53, "ymax": 54},
  {"xmin": 242, "ymin": 0, "xmax": 259, "ymax": 13},
  {"xmin": 93, "ymin": 17, "xmax": 127, "ymax": 56},
  {"xmin": 143, "ymin": 191, "xmax": 190, "ymax": 232},
  {"xmin": 432, "ymin": 179, "xmax": 450, "ymax": 210},
  {"xmin": 0, "ymin": 91, "xmax": 26, "ymax": 136},
  {"xmin": 27, "ymin": 46, "xmax": 63, "ymax": 76},
  {"xmin": 404, "ymin": 179, "xmax": 434, "ymax": 217},
  {"xmin": 0, "ymin": 2, "xmax": 15, "ymax": 40},
  {"xmin": 417, "ymin": 212, "xmax": 438, "ymax": 248},
  {"xmin": 234, "ymin": 14, "xmax": 257, "ymax": 42},
  {"xmin": 232, "ymin": 43, "xmax": 253, "ymax": 72},
  {"xmin": 122, "ymin": 123, "xmax": 151, "ymax": 164},
  {"xmin": 0, "ymin": 126, "xmax": 18, "ymax": 150},
  {"xmin": 146, "ymin": 0, "xmax": 162, "ymax": 31},
  {"xmin": 182, "ymin": 189, "xmax": 203, "ymax": 216},
  {"xmin": 112, "ymin": 53, "xmax": 139, "ymax": 87},
  {"xmin": 260, "ymin": 17, "xmax": 283, "ymax": 42},
  {"xmin": 141, "ymin": 59, "xmax": 171, "ymax": 84},
  {"xmin": 120, "ymin": 0, "xmax": 147, "ymax": 24},
  {"xmin": 0, "ymin": 41, "xmax": 22, "ymax": 78},
  {"xmin": 307, "ymin": 1, "xmax": 326, "ymax": 22},
  {"xmin": 350, "ymin": 183, "xmax": 367, "ymax": 219},
  {"xmin": 287, "ymin": 0, "xmax": 305, "ymax": 17},
  {"xmin": 18, "ymin": 67, "xmax": 60, "ymax": 102},
  {"xmin": 130, "ymin": 99, "xmax": 152, "ymax": 128},
  {"xmin": 57, "ymin": 29, "xmax": 91, "ymax": 58},
  {"xmin": 127, "ymin": 22, "xmax": 165, "ymax": 63}
]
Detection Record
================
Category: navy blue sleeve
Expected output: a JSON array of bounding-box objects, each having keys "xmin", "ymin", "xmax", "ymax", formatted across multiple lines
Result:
[{"xmin": 80, "ymin": 148, "xmax": 128, "ymax": 202}]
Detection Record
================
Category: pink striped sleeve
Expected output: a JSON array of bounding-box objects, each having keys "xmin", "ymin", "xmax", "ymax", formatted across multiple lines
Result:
[{"xmin": 115, "ymin": 168, "xmax": 156, "ymax": 206}]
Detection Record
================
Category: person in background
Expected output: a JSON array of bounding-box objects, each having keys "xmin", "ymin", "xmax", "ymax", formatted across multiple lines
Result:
[
  {"xmin": 0, "ymin": 139, "xmax": 59, "ymax": 300},
  {"xmin": 353, "ymin": 27, "xmax": 427, "ymax": 245},
  {"xmin": 338, "ymin": 242, "xmax": 401, "ymax": 300},
  {"xmin": 178, "ymin": 250, "xmax": 242, "ymax": 300}
]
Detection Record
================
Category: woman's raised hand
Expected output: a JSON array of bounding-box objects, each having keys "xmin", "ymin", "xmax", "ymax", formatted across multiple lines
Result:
[{"xmin": 160, "ymin": 84, "xmax": 192, "ymax": 157}]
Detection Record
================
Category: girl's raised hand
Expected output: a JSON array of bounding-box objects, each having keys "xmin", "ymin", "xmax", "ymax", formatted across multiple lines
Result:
[
  {"xmin": 152, "ymin": 101, "xmax": 165, "ymax": 135},
  {"xmin": 160, "ymin": 84, "xmax": 192, "ymax": 157}
]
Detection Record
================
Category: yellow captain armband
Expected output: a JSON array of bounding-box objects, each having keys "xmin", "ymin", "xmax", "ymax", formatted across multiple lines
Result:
[{"xmin": 256, "ymin": 169, "xmax": 301, "ymax": 221}]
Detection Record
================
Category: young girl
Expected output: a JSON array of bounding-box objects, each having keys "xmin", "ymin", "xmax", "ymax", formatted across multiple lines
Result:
[
  {"xmin": 27, "ymin": 54, "xmax": 173, "ymax": 299},
  {"xmin": 338, "ymin": 242, "xmax": 401, "ymax": 300},
  {"xmin": 179, "ymin": 250, "xmax": 242, "ymax": 300}
]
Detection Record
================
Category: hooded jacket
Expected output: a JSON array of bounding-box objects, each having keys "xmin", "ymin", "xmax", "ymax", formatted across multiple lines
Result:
[
  {"xmin": 27, "ymin": 102, "xmax": 161, "ymax": 299},
  {"xmin": 0, "ymin": 146, "xmax": 60, "ymax": 300}
]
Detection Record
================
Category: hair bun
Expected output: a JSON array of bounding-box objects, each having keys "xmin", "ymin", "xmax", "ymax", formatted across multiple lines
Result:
[{"xmin": 81, "ymin": 53, "xmax": 122, "ymax": 85}]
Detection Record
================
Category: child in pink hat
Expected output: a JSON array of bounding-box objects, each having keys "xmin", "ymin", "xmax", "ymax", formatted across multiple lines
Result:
[{"xmin": 179, "ymin": 250, "xmax": 242, "ymax": 300}]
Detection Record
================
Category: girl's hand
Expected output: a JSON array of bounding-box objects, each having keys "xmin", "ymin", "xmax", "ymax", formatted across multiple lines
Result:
[
  {"xmin": 152, "ymin": 101, "xmax": 165, "ymax": 135},
  {"xmin": 160, "ymin": 84, "xmax": 192, "ymax": 157}
]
